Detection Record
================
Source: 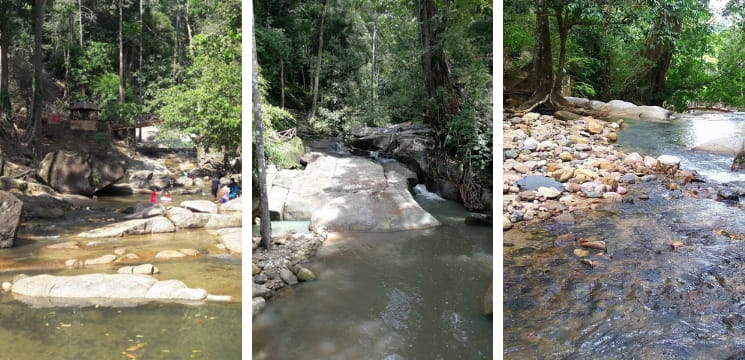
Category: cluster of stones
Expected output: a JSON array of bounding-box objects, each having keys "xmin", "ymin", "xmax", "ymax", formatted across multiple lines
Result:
[
  {"xmin": 252, "ymin": 231, "xmax": 326, "ymax": 318},
  {"xmin": 503, "ymin": 111, "xmax": 684, "ymax": 230}
]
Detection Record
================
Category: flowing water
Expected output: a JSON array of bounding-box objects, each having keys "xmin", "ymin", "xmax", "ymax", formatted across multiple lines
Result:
[
  {"xmin": 253, "ymin": 191, "xmax": 493, "ymax": 360},
  {"xmin": 504, "ymin": 112, "xmax": 745, "ymax": 359},
  {"xmin": 0, "ymin": 194, "xmax": 241, "ymax": 359}
]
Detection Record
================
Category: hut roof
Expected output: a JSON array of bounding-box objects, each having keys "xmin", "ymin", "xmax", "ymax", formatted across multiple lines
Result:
[{"xmin": 69, "ymin": 101, "xmax": 100, "ymax": 111}]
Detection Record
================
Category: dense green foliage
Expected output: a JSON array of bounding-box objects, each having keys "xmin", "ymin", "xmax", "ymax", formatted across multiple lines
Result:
[
  {"xmin": 504, "ymin": 0, "xmax": 745, "ymax": 110},
  {"xmin": 0, "ymin": 0, "xmax": 241, "ymax": 159},
  {"xmin": 255, "ymin": 0, "xmax": 493, "ymax": 183}
]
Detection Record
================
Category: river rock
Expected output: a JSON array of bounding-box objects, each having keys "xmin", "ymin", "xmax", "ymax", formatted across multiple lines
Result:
[
  {"xmin": 118, "ymin": 264, "xmax": 159, "ymax": 275},
  {"xmin": 77, "ymin": 216, "xmax": 176, "ymax": 238},
  {"xmin": 45, "ymin": 241, "xmax": 80, "ymax": 250},
  {"xmin": 503, "ymin": 214, "xmax": 512, "ymax": 231},
  {"xmin": 205, "ymin": 213, "xmax": 242, "ymax": 229},
  {"xmin": 624, "ymin": 152, "xmax": 644, "ymax": 165},
  {"xmin": 465, "ymin": 213, "xmax": 492, "ymax": 226},
  {"xmin": 657, "ymin": 155, "xmax": 680, "ymax": 173},
  {"xmin": 554, "ymin": 233, "xmax": 576, "ymax": 246},
  {"xmin": 166, "ymin": 206, "xmax": 212, "ymax": 228},
  {"xmin": 11, "ymin": 273, "xmax": 207, "ymax": 307},
  {"xmin": 212, "ymin": 227, "xmax": 242, "ymax": 254},
  {"xmin": 284, "ymin": 156, "xmax": 387, "ymax": 220},
  {"xmin": 219, "ymin": 198, "xmax": 242, "ymax": 214},
  {"xmin": 180, "ymin": 200, "xmax": 218, "ymax": 214},
  {"xmin": 84, "ymin": 254, "xmax": 117, "ymax": 266},
  {"xmin": 516, "ymin": 175, "xmax": 563, "ymax": 191},
  {"xmin": 692, "ymin": 136, "xmax": 744, "ymax": 155},
  {"xmin": 124, "ymin": 204, "xmax": 166, "ymax": 220},
  {"xmin": 155, "ymin": 250, "xmax": 186, "ymax": 259},
  {"xmin": 252, "ymin": 264, "xmax": 261, "ymax": 275},
  {"xmin": 554, "ymin": 213, "xmax": 575, "ymax": 225},
  {"xmin": 619, "ymin": 174, "xmax": 636, "ymax": 184},
  {"xmin": 295, "ymin": 267, "xmax": 316, "ymax": 282},
  {"xmin": 37, "ymin": 151, "xmax": 125, "ymax": 196},
  {"xmin": 559, "ymin": 152, "xmax": 573, "ymax": 162},
  {"xmin": 480, "ymin": 280, "xmax": 492, "ymax": 316},
  {"xmin": 280, "ymin": 268, "xmax": 298, "ymax": 285},
  {"xmin": 309, "ymin": 188, "xmax": 440, "ymax": 232},
  {"xmin": 586, "ymin": 118, "xmax": 605, "ymax": 134},
  {"xmin": 253, "ymin": 297, "xmax": 266, "ymax": 318},
  {"xmin": 0, "ymin": 191, "xmax": 22, "ymax": 248},
  {"xmin": 252, "ymin": 283, "xmax": 271, "ymax": 298},
  {"xmin": 554, "ymin": 110, "xmax": 581, "ymax": 120},
  {"xmin": 537, "ymin": 186, "xmax": 561, "ymax": 199},
  {"xmin": 603, "ymin": 192, "xmax": 623, "ymax": 202},
  {"xmin": 604, "ymin": 99, "xmax": 637, "ymax": 111}
]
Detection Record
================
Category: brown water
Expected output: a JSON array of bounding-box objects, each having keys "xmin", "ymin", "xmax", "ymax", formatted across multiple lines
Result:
[
  {"xmin": 253, "ymin": 195, "xmax": 493, "ymax": 360},
  {"xmin": 0, "ymin": 194, "xmax": 241, "ymax": 359},
  {"xmin": 504, "ymin": 113, "xmax": 745, "ymax": 359}
]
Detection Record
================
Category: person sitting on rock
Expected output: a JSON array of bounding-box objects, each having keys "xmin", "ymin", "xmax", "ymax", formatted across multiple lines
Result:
[
  {"xmin": 161, "ymin": 190, "xmax": 172, "ymax": 203},
  {"xmin": 228, "ymin": 178, "xmax": 241, "ymax": 199}
]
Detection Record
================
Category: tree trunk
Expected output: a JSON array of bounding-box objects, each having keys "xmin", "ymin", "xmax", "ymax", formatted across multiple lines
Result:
[
  {"xmin": 185, "ymin": 0, "xmax": 193, "ymax": 57},
  {"xmin": 371, "ymin": 20, "xmax": 376, "ymax": 111},
  {"xmin": 307, "ymin": 0, "xmax": 328, "ymax": 123},
  {"xmin": 252, "ymin": 13, "xmax": 272, "ymax": 250},
  {"xmin": 279, "ymin": 55, "xmax": 285, "ymax": 109},
  {"xmin": 522, "ymin": 0, "xmax": 565, "ymax": 111},
  {"xmin": 78, "ymin": 0, "xmax": 83, "ymax": 48},
  {"xmin": 139, "ymin": 0, "xmax": 143, "ymax": 102},
  {"xmin": 0, "ymin": 18, "xmax": 10, "ymax": 114},
  {"xmin": 119, "ymin": 0, "xmax": 125, "ymax": 104},
  {"xmin": 26, "ymin": 0, "xmax": 47, "ymax": 142},
  {"xmin": 417, "ymin": 0, "xmax": 460, "ymax": 129}
]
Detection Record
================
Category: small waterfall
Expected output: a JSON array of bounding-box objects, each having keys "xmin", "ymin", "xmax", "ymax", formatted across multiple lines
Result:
[{"xmin": 413, "ymin": 184, "xmax": 446, "ymax": 201}]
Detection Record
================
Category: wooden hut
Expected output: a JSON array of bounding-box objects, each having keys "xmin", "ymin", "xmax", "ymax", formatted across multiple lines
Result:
[{"xmin": 69, "ymin": 102, "xmax": 100, "ymax": 131}]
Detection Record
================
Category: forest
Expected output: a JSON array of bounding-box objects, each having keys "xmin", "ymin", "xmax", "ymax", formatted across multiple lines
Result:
[
  {"xmin": 253, "ymin": 0, "xmax": 493, "ymax": 184},
  {"xmin": 0, "ymin": 0, "xmax": 241, "ymax": 157},
  {"xmin": 504, "ymin": 0, "xmax": 745, "ymax": 111}
]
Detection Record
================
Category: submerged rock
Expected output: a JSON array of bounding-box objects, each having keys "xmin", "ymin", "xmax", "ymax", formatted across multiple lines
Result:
[
  {"xmin": 252, "ymin": 297, "xmax": 266, "ymax": 319},
  {"xmin": 77, "ymin": 216, "xmax": 176, "ymax": 238},
  {"xmin": 11, "ymin": 273, "xmax": 209, "ymax": 307}
]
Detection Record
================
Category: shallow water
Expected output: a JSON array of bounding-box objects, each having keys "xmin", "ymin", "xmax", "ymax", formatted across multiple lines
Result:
[
  {"xmin": 253, "ymin": 196, "xmax": 493, "ymax": 360},
  {"xmin": 0, "ymin": 194, "xmax": 241, "ymax": 358},
  {"xmin": 617, "ymin": 112, "xmax": 745, "ymax": 182},
  {"xmin": 504, "ymin": 112, "xmax": 745, "ymax": 359}
]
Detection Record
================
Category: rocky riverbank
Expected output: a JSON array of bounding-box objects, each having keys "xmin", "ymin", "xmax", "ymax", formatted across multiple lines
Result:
[
  {"xmin": 503, "ymin": 108, "xmax": 696, "ymax": 231},
  {"xmin": 251, "ymin": 230, "xmax": 326, "ymax": 318}
]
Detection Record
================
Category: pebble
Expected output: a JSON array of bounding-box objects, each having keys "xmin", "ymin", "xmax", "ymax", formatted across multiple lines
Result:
[
  {"xmin": 253, "ymin": 264, "xmax": 261, "ymax": 275},
  {"xmin": 619, "ymin": 174, "xmax": 636, "ymax": 184},
  {"xmin": 554, "ymin": 213, "xmax": 575, "ymax": 225},
  {"xmin": 518, "ymin": 191, "xmax": 536, "ymax": 202},
  {"xmin": 573, "ymin": 249, "xmax": 590, "ymax": 257},
  {"xmin": 639, "ymin": 193, "xmax": 650, "ymax": 200},
  {"xmin": 280, "ymin": 268, "xmax": 299, "ymax": 285},
  {"xmin": 295, "ymin": 267, "xmax": 316, "ymax": 281},
  {"xmin": 671, "ymin": 241, "xmax": 685, "ymax": 250},
  {"xmin": 537, "ymin": 186, "xmax": 562, "ymax": 199},
  {"xmin": 579, "ymin": 240, "xmax": 607, "ymax": 251}
]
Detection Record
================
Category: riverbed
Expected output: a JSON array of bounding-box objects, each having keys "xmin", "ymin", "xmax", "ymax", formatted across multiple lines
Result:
[
  {"xmin": 504, "ymin": 111, "xmax": 745, "ymax": 359},
  {"xmin": 253, "ymin": 192, "xmax": 493, "ymax": 359},
  {"xmin": 0, "ymin": 194, "xmax": 242, "ymax": 359}
]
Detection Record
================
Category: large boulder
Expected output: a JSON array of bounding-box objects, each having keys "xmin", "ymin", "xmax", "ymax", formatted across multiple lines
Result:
[
  {"xmin": 607, "ymin": 105, "xmax": 671, "ymax": 122},
  {"xmin": 0, "ymin": 191, "xmax": 22, "ymax": 248},
  {"xmin": 283, "ymin": 156, "xmax": 387, "ymax": 220},
  {"xmin": 77, "ymin": 216, "xmax": 176, "ymax": 238},
  {"xmin": 693, "ymin": 136, "xmax": 744, "ymax": 155},
  {"xmin": 180, "ymin": 200, "xmax": 218, "ymax": 214},
  {"xmin": 166, "ymin": 207, "xmax": 212, "ymax": 228},
  {"xmin": 37, "ymin": 151, "xmax": 125, "ymax": 196},
  {"xmin": 211, "ymin": 227, "xmax": 241, "ymax": 254},
  {"xmin": 204, "ymin": 213, "xmax": 242, "ymax": 229},
  {"xmin": 11, "ymin": 273, "xmax": 208, "ymax": 307},
  {"xmin": 309, "ymin": 188, "xmax": 441, "ymax": 232}
]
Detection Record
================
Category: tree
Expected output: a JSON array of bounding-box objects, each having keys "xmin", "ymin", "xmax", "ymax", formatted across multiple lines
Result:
[
  {"xmin": 252, "ymin": 10, "xmax": 272, "ymax": 250},
  {"xmin": 417, "ymin": 0, "xmax": 460, "ymax": 130},
  {"xmin": 307, "ymin": 0, "xmax": 329, "ymax": 122},
  {"xmin": 26, "ymin": 0, "xmax": 48, "ymax": 142}
]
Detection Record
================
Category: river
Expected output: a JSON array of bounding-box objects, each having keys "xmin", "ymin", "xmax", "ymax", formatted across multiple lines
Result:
[
  {"xmin": 504, "ymin": 112, "xmax": 745, "ymax": 359},
  {"xmin": 0, "ymin": 194, "xmax": 241, "ymax": 359},
  {"xmin": 253, "ymin": 190, "xmax": 493, "ymax": 359}
]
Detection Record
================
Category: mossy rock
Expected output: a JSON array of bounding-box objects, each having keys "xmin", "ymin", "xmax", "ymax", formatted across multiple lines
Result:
[
  {"xmin": 267, "ymin": 136, "xmax": 305, "ymax": 169},
  {"xmin": 733, "ymin": 150, "xmax": 745, "ymax": 172}
]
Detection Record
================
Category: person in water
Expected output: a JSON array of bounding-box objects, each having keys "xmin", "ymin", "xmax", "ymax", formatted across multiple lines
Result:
[
  {"xmin": 211, "ymin": 175, "xmax": 221, "ymax": 198},
  {"xmin": 161, "ymin": 190, "xmax": 172, "ymax": 203},
  {"xmin": 149, "ymin": 188, "xmax": 157, "ymax": 204},
  {"xmin": 220, "ymin": 187, "xmax": 230, "ymax": 204}
]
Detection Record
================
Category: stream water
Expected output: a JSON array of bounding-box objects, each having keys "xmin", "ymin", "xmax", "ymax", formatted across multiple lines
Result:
[
  {"xmin": 0, "ymin": 194, "xmax": 241, "ymax": 359},
  {"xmin": 253, "ymin": 191, "xmax": 493, "ymax": 360},
  {"xmin": 504, "ymin": 112, "xmax": 745, "ymax": 359}
]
